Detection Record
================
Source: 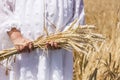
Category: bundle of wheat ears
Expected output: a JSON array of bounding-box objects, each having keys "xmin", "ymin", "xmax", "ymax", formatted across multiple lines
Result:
[{"xmin": 0, "ymin": 20, "xmax": 105, "ymax": 61}]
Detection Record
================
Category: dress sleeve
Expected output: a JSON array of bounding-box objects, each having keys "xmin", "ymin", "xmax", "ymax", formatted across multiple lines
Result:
[{"xmin": 0, "ymin": 0, "xmax": 21, "ymax": 32}]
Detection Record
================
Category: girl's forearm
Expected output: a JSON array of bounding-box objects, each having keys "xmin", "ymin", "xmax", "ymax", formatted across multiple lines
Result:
[{"xmin": 7, "ymin": 28, "xmax": 23, "ymax": 42}]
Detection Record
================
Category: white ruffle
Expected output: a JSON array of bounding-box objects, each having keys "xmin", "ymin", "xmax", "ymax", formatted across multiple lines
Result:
[{"xmin": 0, "ymin": 15, "xmax": 22, "ymax": 32}]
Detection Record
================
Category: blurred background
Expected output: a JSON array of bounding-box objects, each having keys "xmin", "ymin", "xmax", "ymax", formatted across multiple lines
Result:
[{"xmin": 73, "ymin": 0, "xmax": 120, "ymax": 80}]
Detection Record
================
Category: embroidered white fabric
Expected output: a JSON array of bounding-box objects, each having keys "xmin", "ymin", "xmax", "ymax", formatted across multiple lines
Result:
[{"xmin": 0, "ymin": 0, "xmax": 85, "ymax": 80}]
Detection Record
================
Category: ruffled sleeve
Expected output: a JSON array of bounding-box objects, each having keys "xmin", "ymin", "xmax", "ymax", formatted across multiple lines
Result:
[{"xmin": 0, "ymin": 0, "xmax": 21, "ymax": 32}]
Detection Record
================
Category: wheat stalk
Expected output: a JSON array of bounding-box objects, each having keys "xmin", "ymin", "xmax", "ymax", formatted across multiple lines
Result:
[{"xmin": 0, "ymin": 21, "xmax": 104, "ymax": 61}]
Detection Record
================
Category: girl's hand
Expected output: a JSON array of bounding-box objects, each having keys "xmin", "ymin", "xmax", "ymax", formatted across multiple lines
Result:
[
  {"xmin": 7, "ymin": 28, "xmax": 33, "ymax": 53},
  {"xmin": 13, "ymin": 37, "xmax": 33, "ymax": 53}
]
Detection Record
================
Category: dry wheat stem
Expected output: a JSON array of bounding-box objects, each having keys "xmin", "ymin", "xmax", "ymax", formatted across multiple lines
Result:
[{"xmin": 0, "ymin": 23, "xmax": 104, "ymax": 61}]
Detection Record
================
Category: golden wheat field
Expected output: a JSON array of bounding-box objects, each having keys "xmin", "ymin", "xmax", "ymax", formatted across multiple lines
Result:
[{"xmin": 73, "ymin": 0, "xmax": 120, "ymax": 80}]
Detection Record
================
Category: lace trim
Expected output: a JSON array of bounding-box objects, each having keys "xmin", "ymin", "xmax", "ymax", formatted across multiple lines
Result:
[{"xmin": 1, "ymin": 18, "xmax": 22, "ymax": 32}]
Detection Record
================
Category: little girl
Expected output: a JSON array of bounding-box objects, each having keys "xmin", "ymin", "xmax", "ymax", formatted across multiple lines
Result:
[{"xmin": 0, "ymin": 0, "xmax": 85, "ymax": 80}]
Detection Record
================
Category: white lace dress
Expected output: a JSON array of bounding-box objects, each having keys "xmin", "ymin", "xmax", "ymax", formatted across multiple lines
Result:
[{"xmin": 0, "ymin": 0, "xmax": 85, "ymax": 80}]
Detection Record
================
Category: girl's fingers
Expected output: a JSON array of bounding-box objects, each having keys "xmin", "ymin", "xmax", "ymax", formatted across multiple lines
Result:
[
  {"xmin": 24, "ymin": 45, "xmax": 29, "ymax": 53},
  {"xmin": 46, "ymin": 41, "xmax": 51, "ymax": 48},
  {"xmin": 49, "ymin": 41, "xmax": 54, "ymax": 47},
  {"xmin": 54, "ymin": 42, "xmax": 58, "ymax": 48},
  {"xmin": 28, "ymin": 42, "xmax": 33, "ymax": 53},
  {"xmin": 19, "ymin": 45, "xmax": 24, "ymax": 52},
  {"xmin": 15, "ymin": 45, "xmax": 19, "ymax": 52},
  {"xmin": 49, "ymin": 41, "xmax": 60, "ymax": 49},
  {"xmin": 15, "ymin": 45, "xmax": 24, "ymax": 53}
]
